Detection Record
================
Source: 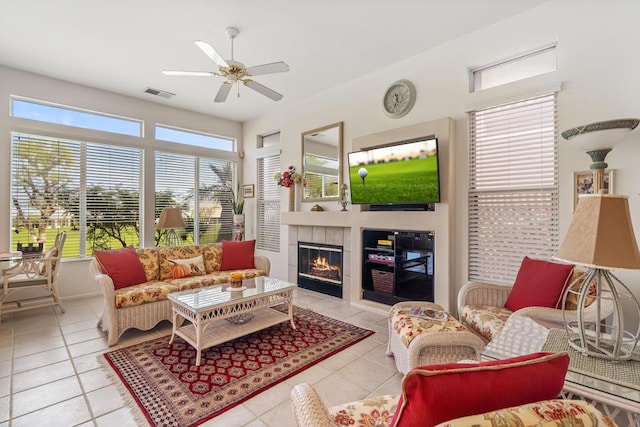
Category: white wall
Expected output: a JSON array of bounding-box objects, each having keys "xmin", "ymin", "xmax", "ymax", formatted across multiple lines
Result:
[
  {"xmin": 0, "ymin": 66, "xmax": 242, "ymax": 299},
  {"xmin": 243, "ymin": 0, "xmax": 640, "ymax": 326}
]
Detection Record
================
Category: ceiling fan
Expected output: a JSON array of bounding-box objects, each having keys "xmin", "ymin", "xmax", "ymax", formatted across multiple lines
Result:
[{"xmin": 162, "ymin": 27, "xmax": 289, "ymax": 102}]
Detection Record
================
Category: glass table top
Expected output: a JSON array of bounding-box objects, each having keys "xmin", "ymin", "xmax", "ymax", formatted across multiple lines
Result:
[
  {"xmin": 168, "ymin": 276, "xmax": 297, "ymax": 311},
  {"xmin": 481, "ymin": 315, "xmax": 640, "ymax": 406}
]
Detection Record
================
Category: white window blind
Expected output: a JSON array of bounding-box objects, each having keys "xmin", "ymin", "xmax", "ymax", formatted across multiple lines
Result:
[
  {"xmin": 257, "ymin": 155, "xmax": 281, "ymax": 251},
  {"xmin": 11, "ymin": 132, "xmax": 142, "ymax": 258},
  {"xmin": 86, "ymin": 142, "xmax": 142, "ymax": 253},
  {"xmin": 155, "ymin": 152, "xmax": 235, "ymax": 246},
  {"xmin": 468, "ymin": 93, "xmax": 558, "ymax": 283}
]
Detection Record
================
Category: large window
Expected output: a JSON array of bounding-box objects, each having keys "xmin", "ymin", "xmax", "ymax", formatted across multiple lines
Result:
[
  {"xmin": 257, "ymin": 155, "xmax": 281, "ymax": 251},
  {"xmin": 11, "ymin": 133, "xmax": 142, "ymax": 258},
  {"xmin": 11, "ymin": 98, "xmax": 142, "ymax": 137},
  {"xmin": 155, "ymin": 152, "xmax": 235, "ymax": 246},
  {"xmin": 470, "ymin": 45, "xmax": 557, "ymax": 92},
  {"xmin": 468, "ymin": 93, "xmax": 558, "ymax": 283},
  {"xmin": 156, "ymin": 125, "xmax": 234, "ymax": 151}
]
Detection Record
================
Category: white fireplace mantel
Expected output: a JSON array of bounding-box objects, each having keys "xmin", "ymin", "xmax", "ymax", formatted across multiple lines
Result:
[{"xmin": 281, "ymin": 211, "xmax": 351, "ymax": 227}]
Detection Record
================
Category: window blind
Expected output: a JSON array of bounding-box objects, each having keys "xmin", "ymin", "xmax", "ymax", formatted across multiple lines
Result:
[
  {"xmin": 468, "ymin": 93, "xmax": 558, "ymax": 283},
  {"xmin": 155, "ymin": 152, "xmax": 235, "ymax": 246},
  {"xmin": 11, "ymin": 133, "xmax": 142, "ymax": 258},
  {"xmin": 85, "ymin": 142, "xmax": 142, "ymax": 254},
  {"xmin": 257, "ymin": 155, "xmax": 281, "ymax": 251}
]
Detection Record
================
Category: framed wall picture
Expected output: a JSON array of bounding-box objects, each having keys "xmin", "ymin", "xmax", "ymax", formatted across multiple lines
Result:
[
  {"xmin": 243, "ymin": 184, "xmax": 255, "ymax": 198},
  {"xmin": 573, "ymin": 170, "xmax": 613, "ymax": 211}
]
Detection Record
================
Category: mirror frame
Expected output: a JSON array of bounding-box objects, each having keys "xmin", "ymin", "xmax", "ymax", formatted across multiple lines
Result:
[{"xmin": 301, "ymin": 121, "xmax": 344, "ymax": 202}]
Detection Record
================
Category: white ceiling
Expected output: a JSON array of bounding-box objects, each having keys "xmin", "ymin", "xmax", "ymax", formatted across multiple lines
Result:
[{"xmin": 0, "ymin": 0, "xmax": 548, "ymax": 123}]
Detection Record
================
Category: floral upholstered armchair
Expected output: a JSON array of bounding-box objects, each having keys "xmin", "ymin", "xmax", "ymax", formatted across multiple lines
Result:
[
  {"xmin": 290, "ymin": 352, "xmax": 616, "ymax": 427},
  {"xmin": 458, "ymin": 257, "xmax": 613, "ymax": 342}
]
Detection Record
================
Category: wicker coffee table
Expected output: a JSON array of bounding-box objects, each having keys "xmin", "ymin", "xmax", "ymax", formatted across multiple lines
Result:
[{"xmin": 168, "ymin": 276, "xmax": 297, "ymax": 366}]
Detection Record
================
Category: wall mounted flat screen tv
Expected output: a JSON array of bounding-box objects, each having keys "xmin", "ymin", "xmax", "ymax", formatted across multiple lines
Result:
[{"xmin": 348, "ymin": 137, "xmax": 440, "ymax": 206}]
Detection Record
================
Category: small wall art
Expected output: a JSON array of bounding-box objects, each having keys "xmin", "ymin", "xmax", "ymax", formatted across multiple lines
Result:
[
  {"xmin": 573, "ymin": 170, "xmax": 613, "ymax": 211},
  {"xmin": 243, "ymin": 184, "xmax": 255, "ymax": 198}
]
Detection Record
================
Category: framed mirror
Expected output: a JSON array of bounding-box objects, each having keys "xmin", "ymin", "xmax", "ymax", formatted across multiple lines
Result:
[{"xmin": 301, "ymin": 122, "xmax": 343, "ymax": 201}]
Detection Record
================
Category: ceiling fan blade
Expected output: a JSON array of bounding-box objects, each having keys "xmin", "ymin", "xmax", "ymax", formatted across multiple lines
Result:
[
  {"xmin": 245, "ymin": 61, "xmax": 290, "ymax": 76},
  {"xmin": 194, "ymin": 40, "xmax": 229, "ymax": 68},
  {"xmin": 162, "ymin": 70, "xmax": 216, "ymax": 77},
  {"xmin": 214, "ymin": 83, "xmax": 233, "ymax": 103},
  {"xmin": 244, "ymin": 80, "xmax": 283, "ymax": 101}
]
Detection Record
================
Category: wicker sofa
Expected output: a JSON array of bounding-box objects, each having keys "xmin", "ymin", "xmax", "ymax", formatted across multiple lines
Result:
[
  {"xmin": 290, "ymin": 383, "xmax": 614, "ymax": 426},
  {"xmin": 90, "ymin": 243, "xmax": 270, "ymax": 346}
]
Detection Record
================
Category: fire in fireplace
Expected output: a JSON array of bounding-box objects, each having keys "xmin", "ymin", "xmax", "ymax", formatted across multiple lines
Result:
[{"xmin": 298, "ymin": 242, "xmax": 343, "ymax": 298}]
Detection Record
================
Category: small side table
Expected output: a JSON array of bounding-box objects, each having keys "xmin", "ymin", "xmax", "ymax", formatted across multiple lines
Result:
[
  {"xmin": 483, "ymin": 315, "xmax": 640, "ymax": 427},
  {"xmin": 386, "ymin": 301, "xmax": 485, "ymax": 373}
]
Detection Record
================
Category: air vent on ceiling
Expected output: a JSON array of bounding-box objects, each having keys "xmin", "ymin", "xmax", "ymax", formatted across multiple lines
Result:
[
  {"xmin": 310, "ymin": 132, "xmax": 324, "ymax": 137},
  {"xmin": 144, "ymin": 87, "xmax": 175, "ymax": 98}
]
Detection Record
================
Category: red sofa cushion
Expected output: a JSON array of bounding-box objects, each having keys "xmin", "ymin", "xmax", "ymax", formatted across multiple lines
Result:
[
  {"xmin": 391, "ymin": 352, "xmax": 569, "ymax": 427},
  {"xmin": 94, "ymin": 246, "xmax": 148, "ymax": 290},
  {"xmin": 504, "ymin": 256, "xmax": 574, "ymax": 312},
  {"xmin": 220, "ymin": 240, "xmax": 256, "ymax": 271}
]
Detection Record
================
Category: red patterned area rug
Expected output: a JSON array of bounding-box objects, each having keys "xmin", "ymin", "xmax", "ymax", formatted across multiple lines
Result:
[{"xmin": 101, "ymin": 305, "xmax": 374, "ymax": 427}]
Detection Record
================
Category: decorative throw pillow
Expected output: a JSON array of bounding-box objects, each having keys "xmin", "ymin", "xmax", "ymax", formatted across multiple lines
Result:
[
  {"xmin": 220, "ymin": 240, "xmax": 256, "ymax": 271},
  {"xmin": 504, "ymin": 256, "xmax": 574, "ymax": 312},
  {"xmin": 391, "ymin": 352, "xmax": 569, "ymax": 427},
  {"xmin": 168, "ymin": 255, "xmax": 206, "ymax": 279},
  {"xmin": 94, "ymin": 246, "xmax": 148, "ymax": 290}
]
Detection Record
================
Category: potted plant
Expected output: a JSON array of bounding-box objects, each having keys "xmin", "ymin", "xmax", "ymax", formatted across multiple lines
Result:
[{"xmin": 229, "ymin": 182, "xmax": 244, "ymax": 215}]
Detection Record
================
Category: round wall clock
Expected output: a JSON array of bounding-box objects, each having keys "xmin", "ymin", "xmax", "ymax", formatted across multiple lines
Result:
[{"xmin": 382, "ymin": 79, "xmax": 416, "ymax": 118}]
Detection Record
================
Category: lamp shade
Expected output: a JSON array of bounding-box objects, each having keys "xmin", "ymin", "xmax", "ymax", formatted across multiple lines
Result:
[
  {"xmin": 157, "ymin": 207, "xmax": 186, "ymax": 229},
  {"xmin": 556, "ymin": 194, "xmax": 640, "ymax": 270}
]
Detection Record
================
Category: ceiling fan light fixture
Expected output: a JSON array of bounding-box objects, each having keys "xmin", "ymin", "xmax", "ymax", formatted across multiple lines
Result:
[{"xmin": 163, "ymin": 27, "xmax": 289, "ymax": 102}]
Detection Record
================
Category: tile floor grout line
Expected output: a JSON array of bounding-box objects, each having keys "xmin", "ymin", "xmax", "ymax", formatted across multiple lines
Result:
[{"xmin": 54, "ymin": 307, "xmax": 100, "ymax": 427}]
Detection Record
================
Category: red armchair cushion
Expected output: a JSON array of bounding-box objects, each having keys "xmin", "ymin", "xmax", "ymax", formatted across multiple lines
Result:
[
  {"xmin": 94, "ymin": 246, "xmax": 148, "ymax": 290},
  {"xmin": 504, "ymin": 256, "xmax": 574, "ymax": 312},
  {"xmin": 391, "ymin": 352, "xmax": 569, "ymax": 427},
  {"xmin": 220, "ymin": 240, "xmax": 256, "ymax": 271}
]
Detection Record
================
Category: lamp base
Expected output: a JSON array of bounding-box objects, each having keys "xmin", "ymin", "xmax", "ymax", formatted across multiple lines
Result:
[
  {"xmin": 563, "ymin": 268, "xmax": 640, "ymax": 361},
  {"xmin": 165, "ymin": 229, "xmax": 182, "ymax": 247}
]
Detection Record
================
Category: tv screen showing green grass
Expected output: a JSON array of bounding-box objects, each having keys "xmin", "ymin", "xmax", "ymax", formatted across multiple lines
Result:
[{"xmin": 348, "ymin": 138, "xmax": 439, "ymax": 204}]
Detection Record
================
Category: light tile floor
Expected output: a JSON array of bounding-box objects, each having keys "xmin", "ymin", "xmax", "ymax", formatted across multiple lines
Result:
[{"xmin": 0, "ymin": 289, "xmax": 401, "ymax": 426}]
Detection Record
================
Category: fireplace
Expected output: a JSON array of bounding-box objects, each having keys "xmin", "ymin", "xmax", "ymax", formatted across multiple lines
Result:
[{"xmin": 297, "ymin": 242, "xmax": 343, "ymax": 298}]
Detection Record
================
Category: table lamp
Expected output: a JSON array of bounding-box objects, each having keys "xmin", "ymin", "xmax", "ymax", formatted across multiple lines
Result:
[
  {"xmin": 556, "ymin": 194, "xmax": 640, "ymax": 360},
  {"xmin": 157, "ymin": 207, "xmax": 186, "ymax": 247}
]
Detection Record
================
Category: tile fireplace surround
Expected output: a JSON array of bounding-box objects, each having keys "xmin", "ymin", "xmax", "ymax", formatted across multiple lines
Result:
[
  {"xmin": 288, "ymin": 226, "xmax": 352, "ymax": 299},
  {"xmin": 283, "ymin": 117, "xmax": 455, "ymax": 311}
]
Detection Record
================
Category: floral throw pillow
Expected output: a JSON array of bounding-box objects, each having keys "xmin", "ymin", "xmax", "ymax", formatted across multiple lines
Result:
[{"xmin": 169, "ymin": 255, "xmax": 206, "ymax": 279}]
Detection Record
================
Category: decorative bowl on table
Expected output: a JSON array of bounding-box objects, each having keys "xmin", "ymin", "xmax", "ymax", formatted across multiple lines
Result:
[{"xmin": 226, "ymin": 313, "xmax": 255, "ymax": 324}]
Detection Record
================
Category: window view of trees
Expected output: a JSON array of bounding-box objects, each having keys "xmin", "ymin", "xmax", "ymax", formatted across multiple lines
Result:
[
  {"xmin": 11, "ymin": 133, "xmax": 236, "ymax": 258},
  {"xmin": 155, "ymin": 152, "xmax": 235, "ymax": 247}
]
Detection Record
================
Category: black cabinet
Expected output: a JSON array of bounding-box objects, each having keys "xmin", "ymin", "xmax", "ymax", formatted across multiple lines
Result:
[{"xmin": 362, "ymin": 229, "xmax": 434, "ymax": 305}]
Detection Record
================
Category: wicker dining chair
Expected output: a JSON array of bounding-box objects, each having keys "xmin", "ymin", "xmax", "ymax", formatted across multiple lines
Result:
[{"xmin": 0, "ymin": 231, "xmax": 66, "ymax": 322}]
